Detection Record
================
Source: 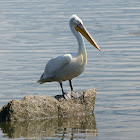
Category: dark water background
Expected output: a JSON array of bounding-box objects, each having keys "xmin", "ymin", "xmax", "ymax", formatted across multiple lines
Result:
[{"xmin": 0, "ymin": 0, "xmax": 140, "ymax": 139}]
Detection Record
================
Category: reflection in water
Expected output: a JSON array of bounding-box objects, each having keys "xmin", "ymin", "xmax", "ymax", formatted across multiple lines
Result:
[{"xmin": 0, "ymin": 114, "xmax": 97, "ymax": 139}]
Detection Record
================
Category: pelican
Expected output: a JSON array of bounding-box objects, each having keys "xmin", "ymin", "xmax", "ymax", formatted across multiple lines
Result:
[{"xmin": 38, "ymin": 15, "xmax": 101, "ymax": 99}]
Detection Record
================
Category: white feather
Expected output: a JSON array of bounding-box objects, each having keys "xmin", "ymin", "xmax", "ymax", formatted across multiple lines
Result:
[
  {"xmin": 45, "ymin": 54, "xmax": 72, "ymax": 75},
  {"xmin": 38, "ymin": 14, "xmax": 100, "ymax": 86}
]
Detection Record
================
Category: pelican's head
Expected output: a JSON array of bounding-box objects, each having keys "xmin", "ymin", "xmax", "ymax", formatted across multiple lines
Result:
[{"xmin": 70, "ymin": 14, "xmax": 101, "ymax": 51}]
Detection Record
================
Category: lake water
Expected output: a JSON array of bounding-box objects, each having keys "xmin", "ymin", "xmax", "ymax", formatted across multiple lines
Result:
[{"xmin": 0, "ymin": 0, "xmax": 140, "ymax": 139}]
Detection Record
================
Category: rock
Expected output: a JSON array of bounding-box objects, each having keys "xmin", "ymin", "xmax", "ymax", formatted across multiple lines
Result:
[{"xmin": 0, "ymin": 89, "xmax": 96, "ymax": 121}]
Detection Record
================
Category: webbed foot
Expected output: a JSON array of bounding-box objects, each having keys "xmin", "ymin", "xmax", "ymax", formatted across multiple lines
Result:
[
  {"xmin": 63, "ymin": 92, "xmax": 71, "ymax": 100},
  {"xmin": 63, "ymin": 91, "xmax": 83, "ymax": 100},
  {"xmin": 71, "ymin": 91, "xmax": 83, "ymax": 98}
]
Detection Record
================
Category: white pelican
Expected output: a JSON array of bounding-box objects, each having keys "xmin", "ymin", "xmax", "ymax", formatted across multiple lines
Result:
[{"xmin": 38, "ymin": 15, "xmax": 101, "ymax": 99}]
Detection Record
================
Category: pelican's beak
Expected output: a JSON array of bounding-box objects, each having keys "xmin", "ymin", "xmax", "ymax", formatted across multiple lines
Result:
[{"xmin": 75, "ymin": 24, "xmax": 101, "ymax": 51}]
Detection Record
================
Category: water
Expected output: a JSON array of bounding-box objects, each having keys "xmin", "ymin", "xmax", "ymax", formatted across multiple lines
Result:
[{"xmin": 0, "ymin": 0, "xmax": 140, "ymax": 139}]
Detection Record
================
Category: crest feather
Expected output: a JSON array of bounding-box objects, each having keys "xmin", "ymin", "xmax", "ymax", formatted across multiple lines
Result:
[{"xmin": 70, "ymin": 14, "xmax": 83, "ymax": 24}]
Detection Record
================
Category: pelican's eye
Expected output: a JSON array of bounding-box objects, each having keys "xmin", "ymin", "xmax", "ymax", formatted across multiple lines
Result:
[
  {"xmin": 77, "ymin": 21, "xmax": 81, "ymax": 25},
  {"xmin": 77, "ymin": 22, "xmax": 82, "ymax": 28},
  {"xmin": 74, "ymin": 19, "xmax": 80, "ymax": 25}
]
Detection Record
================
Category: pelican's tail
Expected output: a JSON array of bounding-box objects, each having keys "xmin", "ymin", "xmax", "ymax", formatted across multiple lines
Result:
[
  {"xmin": 37, "ymin": 78, "xmax": 46, "ymax": 84},
  {"xmin": 37, "ymin": 73, "xmax": 46, "ymax": 84}
]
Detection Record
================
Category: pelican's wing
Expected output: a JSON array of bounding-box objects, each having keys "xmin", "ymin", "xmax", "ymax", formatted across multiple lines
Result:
[
  {"xmin": 38, "ymin": 54, "xmax": 72, "ymax": 84},
  {"xmin": 44, "ymin": 54, "xmax": 72, "ymax": 76}
]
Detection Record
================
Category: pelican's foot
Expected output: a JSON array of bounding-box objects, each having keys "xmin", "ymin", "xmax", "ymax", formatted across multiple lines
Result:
[
  {"xmin": 63, "ymin": 91, "xmax": 83, "ymax": 100},
  {"xmin": 71, "ymin": 91, "xmax": 83, "ymax": 98},
  {"xmin": 63, "ymin": 92, "xmax": 72, "ymax": 100}
]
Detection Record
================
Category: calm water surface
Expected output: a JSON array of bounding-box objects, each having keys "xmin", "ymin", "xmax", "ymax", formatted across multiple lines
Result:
[{"xmin": 0, "ymin": 0, "xmax": 140, "ymax": 140}]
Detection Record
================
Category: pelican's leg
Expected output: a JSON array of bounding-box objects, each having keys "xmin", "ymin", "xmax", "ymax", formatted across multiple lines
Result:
[
  {"xmin": 60, "ymin": 82, "xmax": 65, "ymax": 95},
  {"xmin": 59, "ymin": 82, "xmax": 71, "ymax": 100},
  {"xmin": 69, "ymin": 80, "xmax": 82, "ymax": 98},
  {"xmin": 69, "ymin": 80, "xmax": 74, "ymax": 91}
]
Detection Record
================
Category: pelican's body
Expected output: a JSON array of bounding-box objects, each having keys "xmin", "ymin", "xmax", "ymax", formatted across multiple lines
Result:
[
  {"xmin": 43, "ymin": 53, "xmax": 86, "ymax": 82},
  {"xmin": 38, "ymin": 15, "xmax": 101, "ymax": 98}
]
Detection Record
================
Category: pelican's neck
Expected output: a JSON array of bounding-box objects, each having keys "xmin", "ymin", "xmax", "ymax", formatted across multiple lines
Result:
[{"xmin": 70, "ymin": 23, "xmax": 86, "ymax": 56}]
